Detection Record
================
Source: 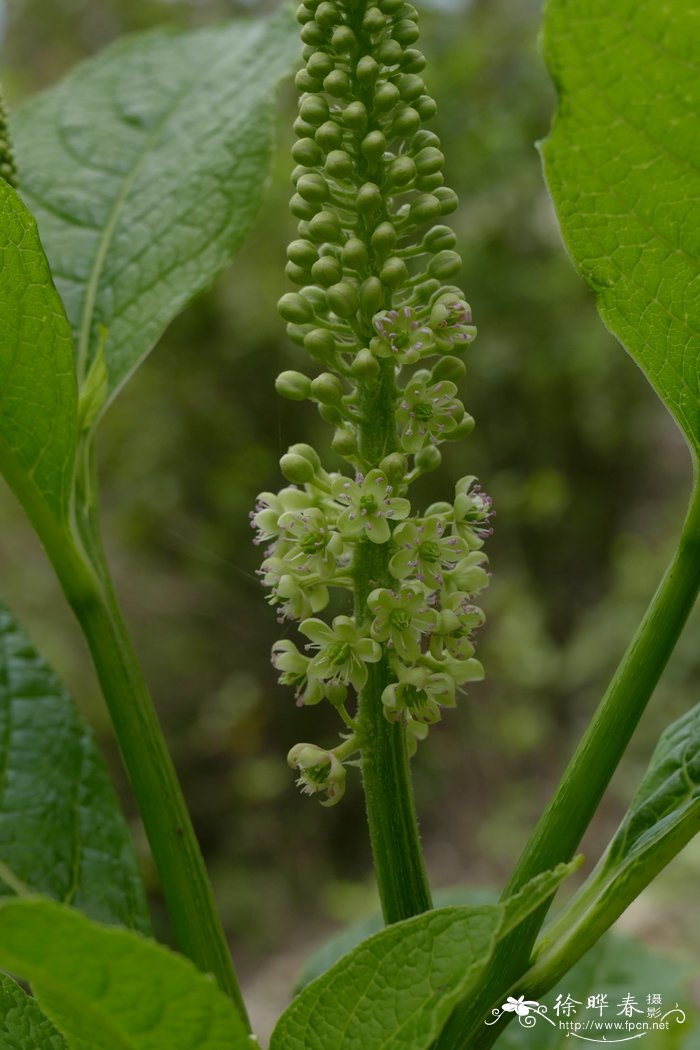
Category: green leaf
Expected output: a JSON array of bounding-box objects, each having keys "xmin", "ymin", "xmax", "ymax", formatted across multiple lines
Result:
[
  {"xmin": 542, "ymin": 702, "xmax": 700, "ymax": 955},
  {"xmin": 541, "ymin": 0, "xmax": 700, "ymax": 452},
  {"xmin": 0, "ymin": 897, "xmax": 253, "ymax": 1050},
  {"xmin": 12, "ymin": 10, "xmax": 299, "ymax": 409},
  {"xmin": 294, "ymin": 887, "xmax": 496, "ymax": 993},
  {"xmin": 0, "ymin": 971, "xmax": 67, "ymax": 1050},
  {"xmin": 0, "ymin": 180, "xmax": 77, "ymax": 522},
  {"xmin": 272, "ymin": 863, "xmax": 576, "ymax": 1050},
  {"xmin": 497, "ymin": 934, "xmax": 694, "ymax": 1050},
  {"xmin": 0, "ymin": 601, "xmax": 150, "ymax": 933}
]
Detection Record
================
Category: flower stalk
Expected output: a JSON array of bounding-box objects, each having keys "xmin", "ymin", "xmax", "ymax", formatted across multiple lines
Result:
[{"xmin": 254, "ymin": 0, "xmax": 491, "ymax": 921}]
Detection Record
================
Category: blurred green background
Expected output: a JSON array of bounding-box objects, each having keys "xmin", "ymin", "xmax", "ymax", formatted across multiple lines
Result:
[{"xmin": 1, "ymin": 0, "xmax": 698, "ymax": 1033}]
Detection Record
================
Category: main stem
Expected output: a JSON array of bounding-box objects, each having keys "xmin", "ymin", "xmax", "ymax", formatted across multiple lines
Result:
[
  {"xmin": 355, "ymin": 363, "xmax": 432, "ymax": 922},
  {"xmin": 436, "ymin": 475, "xmax": 700, "ymax": 1049},
  {"xmin": 50, "ymin": 497, "xmax": 249, "ymax": 1025}
]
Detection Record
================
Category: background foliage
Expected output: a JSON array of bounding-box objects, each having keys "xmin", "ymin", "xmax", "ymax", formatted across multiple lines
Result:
[{"xmin": 1, "ymin": 0, "xmax": 698, "ymax": 1030}]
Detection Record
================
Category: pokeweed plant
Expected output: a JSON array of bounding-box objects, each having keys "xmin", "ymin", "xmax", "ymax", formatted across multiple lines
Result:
[{"xmin": 0, "ymin": 1, "xmax": 697, "ymax": 1049}]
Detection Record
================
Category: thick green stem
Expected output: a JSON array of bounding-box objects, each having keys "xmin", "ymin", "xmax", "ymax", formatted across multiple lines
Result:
[
  {"xmin": 45, "ymin": 483, "xmax": 249, "ymax": 1025},
  {"xmin": 436, "ymin": 477, "xmax": 700, "ymax": 1049},
  {"xmin": 354, "ymin": 363, "xmax": 432, "ymax": 922}
]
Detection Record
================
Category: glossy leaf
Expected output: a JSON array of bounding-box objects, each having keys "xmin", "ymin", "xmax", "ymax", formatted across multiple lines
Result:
[
  {"xmin": 0, "ymin": 601, "xmax": 150, "ymax": 933},
  {"xmin": 0, "ymin": 972, "xmax": 67, "ymax": 1050},
  {"xmin": 0, "ymin": 897, "xmax": 253, "ymax": 1050},
  {"xmin": 541, "ymin": 0, "xmax": 700, "ymax": 451},
  {"xmin": 271, "ymin": 863, "xmax": 576, "ymax": 1050},
  {"xmin": 0, "ymin": 181, "xmax": 77, "ymax": 522},
  {"xmin": 13, "ymin": 10, "xmax": 299, "ymax": 407}
]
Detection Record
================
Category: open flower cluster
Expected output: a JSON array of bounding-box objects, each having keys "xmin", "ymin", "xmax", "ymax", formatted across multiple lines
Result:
[{"xmin": 253, "ymin": 0, "xmax": 492, "ymax": 805}]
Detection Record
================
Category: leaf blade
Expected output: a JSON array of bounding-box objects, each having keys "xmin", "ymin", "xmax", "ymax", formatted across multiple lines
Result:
[
  {"xmin": 0, "ymin": 971, "xmax": 67, "ymax": 1050},
  {"xmin": 13, "ymin": 11, "xmax": 299, "ymax": 406},
  {"xmin": 0, "ymin": 601, "xmax": 150, "ymax": 933},
  {"xmin": 0, "ymin": 180, "xmax": 78, "ymax": 521},
  {"xmin": 541, "ymin": 0, "xmax": 700, "ymax": 451},
  {"xmin": 0, "ymin": 897, "xmax": 253, "ymax": 1050}
]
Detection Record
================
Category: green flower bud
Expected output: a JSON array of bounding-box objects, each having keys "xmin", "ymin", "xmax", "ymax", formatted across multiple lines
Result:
[
  {"xmin": 378, "ymin": 0, "xmax": 403, "ymax": 11},
  {"xmin": 351, "ymin": 348, "xmax": 380, "ymax": 378},
  {"xmin": 309, "ymin": 209, "xmax": 342, "ymax": 242},
  {"xmin": 359, "ymin": 276, "xmax": 385, "ymax": 314},
  {"xmin": 310, "ymin": 372, "xmax": 344, "ymax": 404},
  {"xmin": 422, "ymin": 224, "xmax": 457, "ymax": 252},
  {"xmin": 434, "ymin": 186, "xmax": 459, "ymax": 214},
  {"xmin": 414, "ymin": 145, "xmax": 444, "ymax": 174},
  {"xmin": 324, "ymin": 69, "xmax": 351, "ymax": 97},
  {"xmin": 416, "ymin": 94, "xmax": 438, "ymax": 120},
  {"xmin": 315, "ymin": 120, "xmax": 344, "ymax": 151},
  {"xmin": 290, "ymin": 194, "xmax": 317, "ymax": 220},
  {"xmin": 373, "ymin": 81, "xmax": 401, "ymax": 112},
  {"xmin": 301, "ymin": 44, "xmax": 318, "ymax": 61},
  {"xmin": 305, "ymin": 327, "xmax": 336, "ymax": 360},
  {"xmin": 412, "ymin": 128, "xmax": 441, "ymax": 150},
  {"xmin": 362, "ymin": 7, "xmax": 386, "ymax": 32},
  {"xmin": 380, "ymin": 256, "xmax": 409, "ymax": 287},
  {"xmin": 408, "ymin": 193, "xmax": 441, "ymax": 224},
  {"xmin": 300, "ymin": 21, "xmax": 326, "ymax": 45},
  {"xmin": 315, "ymin": 0, "xmax": 339, "ymax": 26},
  {"xmin": 356, "ymin": 55, "xmax": 379, "ymax": 83},
  {"xmin": 360, "ymin": 129, "xmax": 387, "ymax": 161},
  {"xmin": 448, "ymin": 414, "xmax": 476, "ymax": 439},
  {"xmin": 285, "ymin": 260, "xmax": 311, "ymax": 285},
  {"xmin": 397, "ymin": 73, "xmax": 425, "ymax": 101},
  {"xmin": 331, "ymin": 25, "xmax": 356, "ymax": 50},
  {"xmin": 414, "ymin": 445, "xmax": 442, "ymax": 473},
  {"xmin": 416, "ymin": 171, "xmax": 444, "ymax": 192},
  {"xmin": 293, "ymin": 116, "xmax": 316, "ymax": 138},
  {"xmin": 280, "ymin": 452, "xmax": 315, "ymax": 484},
  {"xmin": 275, "ymin": 370, "xmax": 312, "ymax": 400},
  {"xmin": 391, "ymin": 106, "xmax": 421, "ymax": 136},
  {"xmin": 401, "ymin": 48, "xmax": 426, "ymax": 72},
  {"xmin": 342, "ymin": 101, "xmax": 368, "ymax": 129},
  {"xmin": 318, "ymin": 402, "xmax": 344, "ymax": 424},
  {"xmin": 431, "ymin": 356, "xmax": 466, "ymax": 382},
  {"xmin": 299, "ymin": 94, "xmax": 329, "ymax": 125},
  {"xmin": 295, "ymin": 68, "xmax": 322, "ymax": 93},
  {"xmin": 332, "ymin": 426, "xmax": 359, "ymax": 455},
  {"xmin": 379, "ymin": 452, "xmax": 407, "ymax": 484},
  {"xmin": 288, "ymin": 443, "xmax": 322, "ymax": 470},
  {"xmin": 385, "ymin": 154, "xmax": 416, "ymax": 187},
  {"xmin": 356, "ymin": 182, "xmax": 382, "ymax": 215},
  {"xmin": 412, "ymin": 277, "xmax": 440, "ymax": 300},
  {"xmin": 287, "ymin": 238, "xmax": 318, "ymax": 267},
  {"xmin": 290, "ymin": 164, "xmax": 308, "ymax": 186},
  {"xmin": 370, "ymin": 221, "xmax": 397, "ymax": 254},
  {"xmin": 377, "ymin": 37, "xmax": 403, "ymax": 64},
  {"xmin": 400, "ymin": 3, "xmax": 420, "ymax": 20},
  {"xmin": 341, "ymin": 237, "xmax": 369, "ymax": 269},
  {"xmin": 325, "ymin": 149, "xmax": 353, "ymax": 179},
  {"xmin": 311, "ymin": 254, "xmax": 343, "ymax": 287},
  {"xmin": 428, "ymin": 249, "xmax": 462, "ymax": 279},
  {"xmin": 296, "ymin": 4, "xmax": 314, "ymax": 24},
  {"xmin": 277, "ymin": 292, "xmax": 314, "ymax": 323},
  {"xmin": 286, "ymin": 323, "xmax": 307, "ymax": 345},
  {"xmin": 292, "ymin": 137, "xmax": 323, "ymax": 166},
  {"xmin": 296, "ymin": 173, "xmax": 329, "ymax": 204},
  {"xmin": 300, "ymin": 285, "xmax": 328, "ymax": 311},
  {"xmin": 306, "ymin": 51, "xmax": 335, "ymax": 78},
  {"xmin": 393, "ymin": 18, "xmax": 419, "ymax": 44},
  {"xmin": 327, "ymin": 281, "xmax": 358, "ymax": 317}
]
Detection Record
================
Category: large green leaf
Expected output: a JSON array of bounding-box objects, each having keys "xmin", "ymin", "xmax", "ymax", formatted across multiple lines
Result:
[
  {"xmin": 0, "ymin": 180, "xmax": 77, "ymax": 523},
  {"xmin": 0, "ymin": 601, "xmax": 149, "ymax": 933},
  {"xmin": 0, "ymin": 897, "xmax": 253, "ymax": 1050},
  {"xmin": 496, "ymin": 934, "xmax": 694, "ymax": 1050},
  {"xmin": 539, "ymin": 702, "xmax": 700, "ymax": 957},
  {"xmin": 0, "ymin": 971, "xmax": 67, "ymax": 1050},
  {"xmin": 13, "ymin": 10, "xmax": 299, "ymax": 407},
  {"xmin": 271, "ymin": 863, "xmax": 576, "ymax": 1050},
  {"xmin": 541, "ymin": 0, "xmax": 700, "ymax": 451}
]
